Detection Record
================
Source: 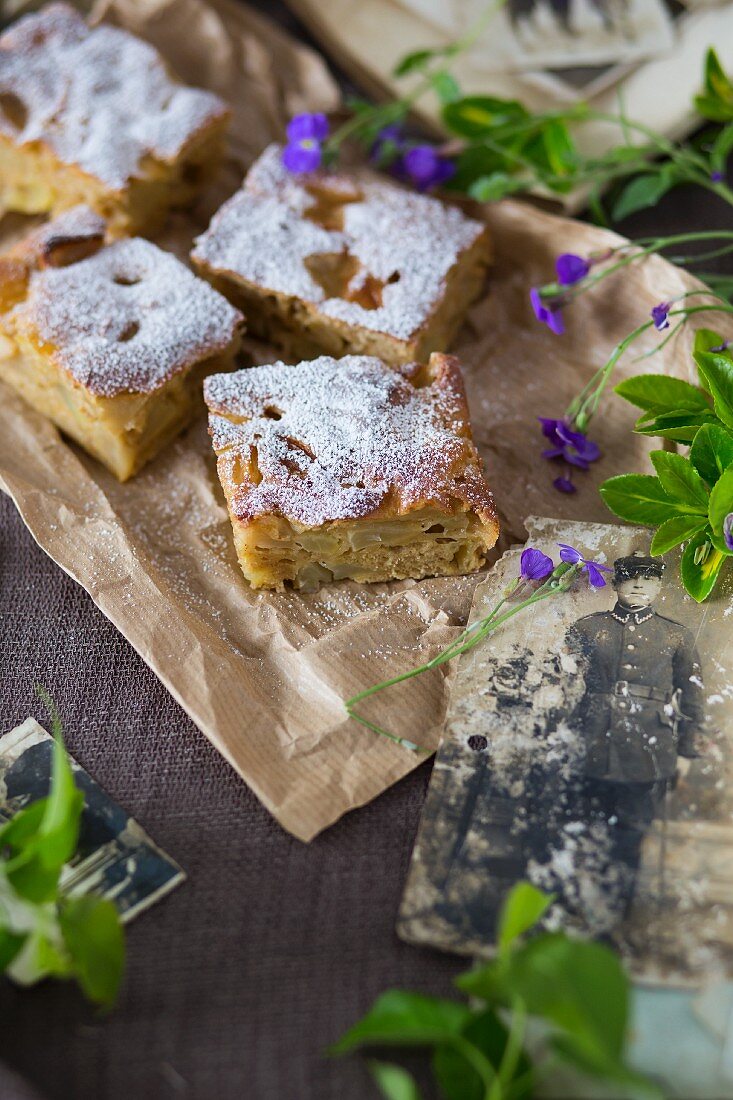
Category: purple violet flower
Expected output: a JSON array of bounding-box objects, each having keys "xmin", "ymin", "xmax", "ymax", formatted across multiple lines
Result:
[
  {"xmin": 539, "ymin": 418, "xmax": 600, "ymax": 470},
  {"xmin": 651, "ymin": 301, "xmax": 671, "ymax": 332},
  {"xmin": 530, "ymin": 288, "xmax": 565, "ymax": 335},
  {"xmin": 553, "ymin": 476, "xmax": 576, "ymax": 493},
  {"xmin": 282, "ymin": 112, "xmax": 329, "ymax": 174},
  {"xmin": 520, "ymin": 547, "xmax": 555, "ymax": 581},
  {"xmin": 711, "ymin": 340, "xmax": 731, "ymax": 353},
  {"xmin": 724, "ymin": 513, "xmax": 733, "ymax": 553},
  {"xmin": 286, "ymin": 113, "xmax": 329, "ymax": 143},
  {"xmin": 711, "ymin": 170, "xmax": 724, "ymax": 183},
  {"xmin": 558, "ymin": 543, "xmax": 612, "ymax": 588},
  {"xmin": 555, "ymin": 253, "xmax": 590, "ymax": 286},
  {"xmin": 401, "ymin": 145, "xmax": 455, "ymax": 191}
]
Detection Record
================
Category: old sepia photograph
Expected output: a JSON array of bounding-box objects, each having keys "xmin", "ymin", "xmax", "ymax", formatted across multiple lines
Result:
[
  {"xmin": 397, "ymin": 0, "xmax": 675, "ymax": 73},
  {"xmin": 399, "ymin": 518, "xmax": 733, "ymax": 985},
  {"xmin": 0, "ymin": 719, "xmax": 185, "ymax": 922}
]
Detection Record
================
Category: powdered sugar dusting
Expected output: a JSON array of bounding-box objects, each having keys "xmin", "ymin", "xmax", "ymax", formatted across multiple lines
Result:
[
  {"xmin": 204, "ymin": 353, "xmax": 495, "ymax": 527},
  {"xmin": 22, "ymin": 204, "xmax": 106, "ymax": 256},
  {"xmin": 192, "ymin": 144, "xmax": 487, "ymax": 342},
  {"xmin": 13, "ymin": 237, "xmax": 242, "ymax": 396},
  {"xmin": 0, "ymin": 4, "xmax": 228, "ymax": 189}
]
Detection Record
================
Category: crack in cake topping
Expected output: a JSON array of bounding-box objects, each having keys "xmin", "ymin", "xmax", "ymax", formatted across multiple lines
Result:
[
  {"xmin": 204, "ymin": 354, "xmax": 495, "ymax": 527},
  {"xmin": 12, "ymin": 237, "xmax": 242, "ymax": 397},
  {"xmin": 192, "ymin": 144, "xmax": 487, "ymax": 342},
  {"xmin": 0, "ymin": 4, "xmax": 228, "ymax": 189}
]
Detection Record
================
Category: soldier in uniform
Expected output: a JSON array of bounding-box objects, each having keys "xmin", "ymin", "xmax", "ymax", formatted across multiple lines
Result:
[{"xmin": 566, "ymin": 550, "xmax": 705, "ymax": 915}]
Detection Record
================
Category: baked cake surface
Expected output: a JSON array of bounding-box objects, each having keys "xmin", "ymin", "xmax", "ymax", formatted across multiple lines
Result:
[
  {"xmin": 0, "ymin": 4, "xmax": 230, "ymax": 233},
  {"xmin": 204, "ymin": 352, "xmax": 498, "ymax": 589},
  {"xmin": 192, "ymin": 144, "xmax": 491, "ymax": 366},
  {"xmin": 0, "ymin": 210, "xmax": 243, "ymax": 479}
]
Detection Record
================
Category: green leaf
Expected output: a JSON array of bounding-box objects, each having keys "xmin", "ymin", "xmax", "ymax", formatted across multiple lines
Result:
[
  {"xmin": 0, "ymin": 798, "xmax": 48, "ymax": 854},
  {"xmin": 0, "ymin": 928, "xmax": 26, "ymax": 971},
  {"xmin": 711, "ymin": 124, "xmax": 733, "ymax": 173},
  {"xmin": 58, "ymin": 896, "xmax": 125, "ymax": 1007},
  {"xmin": 442, "ymin": 96, "xmax": 528, "ymax": 139},
  {"xmin": 332, "ymin": 991, "xmax": 471, "ymax": 1054},
  {"xmin": 393, "ymin": 48, "xmax": 441, "ymax": 77},
  {"xmin": 694, "ymin": 49, "xmax": 733, "ymax": 122},
  {"xmin": 694, "ymin": 328, "xmax": 732, "ymax": 362},
  {"xmin": 612, "ymin": 171, "xmax": 678, "ymax": 221},
  {"xmin": 709, "ymin": 465, "xmax": 733, "ymax": 546},
  {"xmin": 497, "ymin": 883, "xmax": 553, "ymax": 953},
  {"xmin": 680, "ymin": 529, "xmax": 727, "ymax": 601},
  {"xmin": 430, "ymin": 71, "xmax": 461, "ymax": 104},
  {"xmin": 633, "ymin": 408, "xmax": 718, "ymax": 444},
  {"xmin": 460, "ymin": 934, "xmax": 629, "ymax": 1060},
  {"xmin": 614, "ymin": 374, "xmax": 710, "ymax": 413},
  {"xmin": 694, "ymin": 351, "xmax": 733, "ymax": 429},
  {"xmin": 433, "ymin": 1010, "xmax": 533, "ymax": 1100},
  {"xmin": 369, "ymin": 1062, "xmax": 423, "ymax": 1100},
  {"xmin": 649, "ymin": 451, "xmax": 709, "ymax": 510},
  {"xmin": 550, "ymin": 1033, "xmax": 662, "ymax": 1096},
  {"xmin": 541, "ymin": 121, "xmax": 577, "ymax": 178},
  {"xmin": 599, "ymin": 474, "xmax": 687, "ymax": 525},
  {"xmin": 3, "ymin": 849, "xmax": 61, "ymax": 904},
  {"xmin": 650, "ymin": 515, "xmax": 708, "ymax": 555},
  {"xmin": 689, "ymin": 423, "xmax": 733, "ymax": 485},
  {"xmin": 468, "ymin": 173, "xmax": 526, "ymax": 202}
]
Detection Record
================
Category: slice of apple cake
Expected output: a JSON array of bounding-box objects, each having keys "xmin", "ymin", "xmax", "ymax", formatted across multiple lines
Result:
[
  {"xmin": 203, "ymin": 351, "xmax": 499, "ymax": 590},
  {"xmin": 0, "ymin": 3, "xmax": 230, "ymax": 234},
  {"xmin": 0, "ymin": 208, "xmax": 243, "ymax": 480},
  {"xmin": 191, "ymin": 144, "xmax": 491, "ymax": 367}
]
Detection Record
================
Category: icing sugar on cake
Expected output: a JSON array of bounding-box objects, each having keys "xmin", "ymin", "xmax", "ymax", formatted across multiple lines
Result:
[
  {"xmin": 204, "ymin": 354, "xmax": 495, "ymax": 527},
  {"xmin": 14, "ymin": 237, "xmax": 242, "ymax": 396},
  {"xmin": 0, "ymin": 4, "xmax": 228, "ymax": 189},
  {"xmin": 192, "ymin": 144, "xmax": 486, "ymax": 342}
]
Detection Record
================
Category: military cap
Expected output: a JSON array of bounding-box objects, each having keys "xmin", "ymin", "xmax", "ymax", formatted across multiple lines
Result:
[{"xmin": 613, "ymin": 550, "xmax": 665, "ymax": 581}]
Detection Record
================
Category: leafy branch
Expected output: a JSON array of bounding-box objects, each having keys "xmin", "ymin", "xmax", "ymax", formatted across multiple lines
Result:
[
  {"xmin": 325, "ymin": 32, "xmax": 733, "ymax": 222},
  {"xmin": 600, "ymin": 329, "xmax": 733, "ymax": 601},
  {"xmin": 332, "ymin": 883, "xmax": 659, "ymax": 1100},
  {"xmin": 0, "ymin": 689, "xmax": 125, "ymax": 1007}
]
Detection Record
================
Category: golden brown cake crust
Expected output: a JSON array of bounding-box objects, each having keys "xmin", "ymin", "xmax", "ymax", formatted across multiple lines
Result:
[
  {"xmin": 0, "ymin": 4, "xmax": 229, "ymax": 192},
  {"xmin": 204, "ymin": 352, "xmax": 497, "ymax": 531},
  {"xmin": 2, "ymin": 221, "xmax": 244, "ymax": 397},
  {"xmin": 191, "ymin": 144, "xmax": 491, "ymax": 353}
]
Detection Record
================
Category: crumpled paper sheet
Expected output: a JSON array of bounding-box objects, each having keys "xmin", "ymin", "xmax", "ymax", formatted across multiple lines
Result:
[{"xmin": 1, "ymin": 0, "xmax": 732, "ymax": 841}]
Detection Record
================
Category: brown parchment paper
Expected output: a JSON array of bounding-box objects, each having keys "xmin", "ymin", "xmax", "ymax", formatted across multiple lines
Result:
[{"xmin": 1, "ymin": 0, "xmax": 732, "ymax": 841}]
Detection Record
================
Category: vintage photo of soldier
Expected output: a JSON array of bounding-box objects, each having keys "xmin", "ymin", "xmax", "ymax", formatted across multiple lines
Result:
[{"xmin": 399, "ymin": 518, "xmax": 733, "ymax": 985}]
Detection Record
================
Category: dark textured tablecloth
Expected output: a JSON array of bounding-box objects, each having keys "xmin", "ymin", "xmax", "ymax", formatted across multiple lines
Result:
[{"xmin": 1, "ymin": 3, "xmax": 732, "ymax": 1095}]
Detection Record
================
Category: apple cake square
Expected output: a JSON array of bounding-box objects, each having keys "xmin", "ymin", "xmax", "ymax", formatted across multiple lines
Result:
[
  {"xmin": 191, "ymin": 144, "xmax": 491, "ymax": 366},
  {"xmin": 0, "ymin": 3, "xmax": 230, "ymax": 234},
  {"xmin": 203, "ymin": 351, "xmax": 499, "ymax": 590},
  {"xmin": 0, "ymin": 208, "xmax": 244, "ymax": 480}
]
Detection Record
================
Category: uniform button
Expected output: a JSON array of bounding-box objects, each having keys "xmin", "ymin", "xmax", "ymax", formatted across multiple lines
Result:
[
  {"xmin": 627, "ymin": 643, "xmax": 635, "ymax": 650},
  {"xmin": 629, "ymin": 625, "xmax": 636, "ymax": 632},
  {"xmin": 623, "ymin": 664, "xmax": 634, "ymax": 670}
]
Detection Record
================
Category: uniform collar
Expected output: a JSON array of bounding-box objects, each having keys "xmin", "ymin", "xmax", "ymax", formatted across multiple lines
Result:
[{"xmin": 611, "ymin": 602, "xmax": 654, "ymax": 625}]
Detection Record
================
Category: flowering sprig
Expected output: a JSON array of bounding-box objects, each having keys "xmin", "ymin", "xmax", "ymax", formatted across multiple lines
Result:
[
  {"xmin": 282, "ymin": 113, "xmax": 330, "ymax": 173},
  {"xmin": 344, "ymin": 545, "xmax": 608, "ymax": 749},
  {"xmin": 282, "ymin": 35, "xmax": 733, "ymax": 220}
]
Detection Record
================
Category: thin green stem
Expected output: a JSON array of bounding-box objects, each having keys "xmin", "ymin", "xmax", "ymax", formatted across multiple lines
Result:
[
  {"xmin": 345, "ymin": 568, "xmax": 579, "ymax": 749},
  {"xmin": 490, "ymin": 997, "xmax": 527, "ymax": 1100},
  {"xmin": 566, "ymin": 301, "xmax": 733, "ymax": 430},
  {"xmin": 447, "ymin": 1034, "xmax": 499, "ymax": 1098}
]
